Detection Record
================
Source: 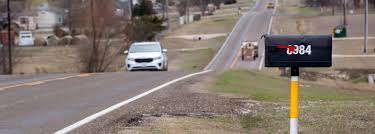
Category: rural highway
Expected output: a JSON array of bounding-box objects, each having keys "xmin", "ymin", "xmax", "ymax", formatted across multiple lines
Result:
[
  {"xmin": 205, "ymin": 0, "xmax": 274, "ymax": 71},
  {"xmin": 0, "ymin": 0, "xmax": 274, "ymax": 133}
]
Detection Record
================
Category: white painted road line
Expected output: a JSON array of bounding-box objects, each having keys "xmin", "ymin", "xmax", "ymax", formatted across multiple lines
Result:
[
  {"xmin": 204, "ymin": 12, "xmax": 245, "ymax": 70},
  {"xmin": 54, "ymin": 70, "xmax": 213, "ymax": 134},
  {"xmin": 227, "ymin": 13, "xmax": 257, "ymax": 69},
  {"xmin": 259, "ymin": 0, "xmax": 278, "ymax": 70},
  {"xmin": 204, "ymin": 0, "xmax": 261, "ymax": 70},
  {"xmin": 259, "ymin": 14, "xmax": 272, "ymax": 70}
]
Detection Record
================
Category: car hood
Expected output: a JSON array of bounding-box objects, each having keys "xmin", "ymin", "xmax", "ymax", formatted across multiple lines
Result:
[{"xmin": 127, "ymin": 52, "xmax": 162, "ymax": 59}]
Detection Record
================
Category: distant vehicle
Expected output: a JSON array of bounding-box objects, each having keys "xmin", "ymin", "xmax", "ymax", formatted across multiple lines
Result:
[
  {"xmin": 224, "ymin": 0, "xmax": 237, "ymax": 5},
  {"xmin": 267, "ymin": 3, "xmax": 275, "ymax": 9},
  {"xmin": 18, "ymin": 31, "xmax": 34, "ymax": 46},
  {"xmin": 125, "ymin": 42, "xmax": 168, "ymax": 71},
  {"xmin": 241, "ymin": 41, "xmax": 258, "ymax": 61}
]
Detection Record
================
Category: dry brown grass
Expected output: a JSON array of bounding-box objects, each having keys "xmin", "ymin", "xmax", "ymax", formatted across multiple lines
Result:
[
  {"xmin": 170, "ymin": 15, "xmax": 240, "ymax": 36},
  {"xmin": 333, "ymin": 40, "xmax": 375, "ymax": 55},
  {"xmin": 13, "ymin": 44, "xmax": 125, "ymax": 74},
  {"xmin": 14, "ymin": 46, "xmax": 81, "ymax": 74},
  {"xmin": 168, "ymin": 0, "xmax": 254, "ymax": 36},
  {"xmin": 237, "ymin": 101, "xmax": 375, "ymax": 134},
  {"xmin": 273, "ymin": 15, "xmax": 375, "ymax": 37},
  {"xmin": 162, "ymin": 37, "xmax": 225, "ymax": 71},
  {"xmin": 119, "ymin": 116, "xmax": 248, "ymax": 134}
]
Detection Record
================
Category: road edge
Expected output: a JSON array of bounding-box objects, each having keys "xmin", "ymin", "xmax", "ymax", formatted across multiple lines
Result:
[
  {"xmin": 259, "ymin": 0, "xmax": 278, "ymax": 70},
  {"xmin": 54, "ymin": 70, "xmax": 212, "ymax": 134}
]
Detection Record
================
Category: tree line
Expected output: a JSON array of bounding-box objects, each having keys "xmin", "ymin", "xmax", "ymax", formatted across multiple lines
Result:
[{"xmin": 304, "ymin": 0, "xmax": 375, "ymax": 8}]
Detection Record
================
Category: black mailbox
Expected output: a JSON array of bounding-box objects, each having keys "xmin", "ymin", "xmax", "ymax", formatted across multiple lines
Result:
[{"xmin": 265, "ymin": 35, "xmax": 332, "ymax": 67}]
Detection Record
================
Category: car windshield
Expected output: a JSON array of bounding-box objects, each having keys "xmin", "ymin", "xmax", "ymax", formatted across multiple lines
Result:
[{"xmin": 129, "ymin": 44, "xmax": 161, "ymax": 53}]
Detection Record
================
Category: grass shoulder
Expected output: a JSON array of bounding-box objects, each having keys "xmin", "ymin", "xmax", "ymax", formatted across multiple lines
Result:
[
  {"xmin": 210, "ymin": 70, "xmax": 375, "ymax": 133},
  {"xmin": 210, "ymin": 70, "xmax": 375, "ymax": 102}
]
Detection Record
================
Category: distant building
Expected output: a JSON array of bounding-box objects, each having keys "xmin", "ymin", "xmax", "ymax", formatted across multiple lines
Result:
[
  {"xmin": 133, "ymin": 0, "xmax": 157, "ymax": 5},
  {"xmin": 37, "ymin": 11, "xmax": 64, "ymax": 29}
]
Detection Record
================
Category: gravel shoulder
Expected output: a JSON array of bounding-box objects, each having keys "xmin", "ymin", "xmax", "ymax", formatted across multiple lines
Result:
[{"xmin": 74, "ymin": 74, "xmax": 266, "ymax": 134}]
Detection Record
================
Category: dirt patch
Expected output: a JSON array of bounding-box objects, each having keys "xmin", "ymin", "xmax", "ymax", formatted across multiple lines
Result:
[
  {"xmin": 288, "ymin": 69, "xmax": 375, "ymax": 82},
  {"xmin": 277, "ymin": 68, "xmax": 375, "ymax": 91},
  {"xmin": 113, "ymin": 75, "xmax": 275, "ymax": 134},
  {"xmin": 119, "ymin": 116, "xmax": 248, "ymax": 134}
]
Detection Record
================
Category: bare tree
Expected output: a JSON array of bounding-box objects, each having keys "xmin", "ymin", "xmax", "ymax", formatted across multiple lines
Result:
[
  {"xmin": 353, "ymin": 0, "xmax": 361, "ymax": 8},
  {"xmin": 77, "ymin": 0, "xmax": 129, "ymax": 73},
  {"xmin": 177, "ymin": 0, "xmax": 188, "ymax": 16},
  {"xmin": 177, "ymin": 0, "xmax": 211, "ymax": 16},
  {"xmin": 213, "ymin": 0, "xmax": 223, "ymax": 9}
]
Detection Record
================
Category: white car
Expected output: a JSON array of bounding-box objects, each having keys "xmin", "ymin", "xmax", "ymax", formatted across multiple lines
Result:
[{"xmin": 125, "ymin": 42, "xmax": 168, "ymax": 71}]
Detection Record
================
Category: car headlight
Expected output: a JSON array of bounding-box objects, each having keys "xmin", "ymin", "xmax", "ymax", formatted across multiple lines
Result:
[
  {"xmin": 127, "ymin": 58, "xmax": 135, "ymax": 61},
  {"xmin": 154, "ymin": 56, "xmax": 162, "ymax": 60}
]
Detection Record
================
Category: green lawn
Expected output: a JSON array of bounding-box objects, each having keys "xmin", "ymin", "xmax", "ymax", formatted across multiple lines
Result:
[
  {"xmin": 178, "ymin": 48, "xmax": 215, "ymax": 71},
  {"xmin": 210, "ymin": 70, "xmax": 375, "ymax": 133},
  {"xmin": 211, "ymin": 70, "xmax": 375, "ymax": 102}
]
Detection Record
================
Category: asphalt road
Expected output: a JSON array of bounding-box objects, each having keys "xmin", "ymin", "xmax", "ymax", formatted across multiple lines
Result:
[
  {"xmin": 205, "ymin": 0, "xmax": 274, "ymax": 71},
  {"xmin": 0, "ymin": 71, "xmax": 191, "ymax": 133},
  {"xmin": 0, "ymin": 0, "xmax": 274, "ymax": 133}
]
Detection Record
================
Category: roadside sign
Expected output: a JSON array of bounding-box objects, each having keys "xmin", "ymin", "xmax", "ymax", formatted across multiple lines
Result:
[{"xmin": 265, "ymin": 35, "xmax": 332, "ymax": 67}]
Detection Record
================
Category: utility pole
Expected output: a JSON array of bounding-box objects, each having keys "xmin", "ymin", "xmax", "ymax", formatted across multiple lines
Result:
[
  {"xmin": 130, "ymin": 0, "xmax": 133, "ymax": 20},
  {"xmin": 343, "ymin": 0, "xmax": 347, "ymax": 26},
  {"xmin": 166, "ymin": 0, "xmax": 170, "ymax": 30},
  {"xmin": 1, "ymin": 36, "xmax": 5, "ymax": 73},
  {"xmin": 186, "ymin": 0, "xmax": 190, "ymax": 23},
  {"xmin": 187, "ymin": 0, "xmax": 190, "ymax": 17},
  {"xmin": 68, "ymin": 0, "xmax": 72, "ymax": 32},
  {"xmin": 200, "ymin": 0, "xmax": 204, "ymax": 16},
  {"xmin": 364, "ymin": 0, "xmax": 368, "ymax": 53},
  {"xmin": 7, "ymin": 0, "xmax": 12, "ymax": 74}
]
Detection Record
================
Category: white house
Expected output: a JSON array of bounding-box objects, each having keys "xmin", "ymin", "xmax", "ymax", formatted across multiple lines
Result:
[{"xmin": 35, "ymin": 10, "xmax": 63, "ymax": 29}]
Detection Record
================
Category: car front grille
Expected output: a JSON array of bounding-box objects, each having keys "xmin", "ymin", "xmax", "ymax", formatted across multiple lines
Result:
[{"xmin": 135, "ymin": 58, "xmax": 153, "ymax": 63}]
